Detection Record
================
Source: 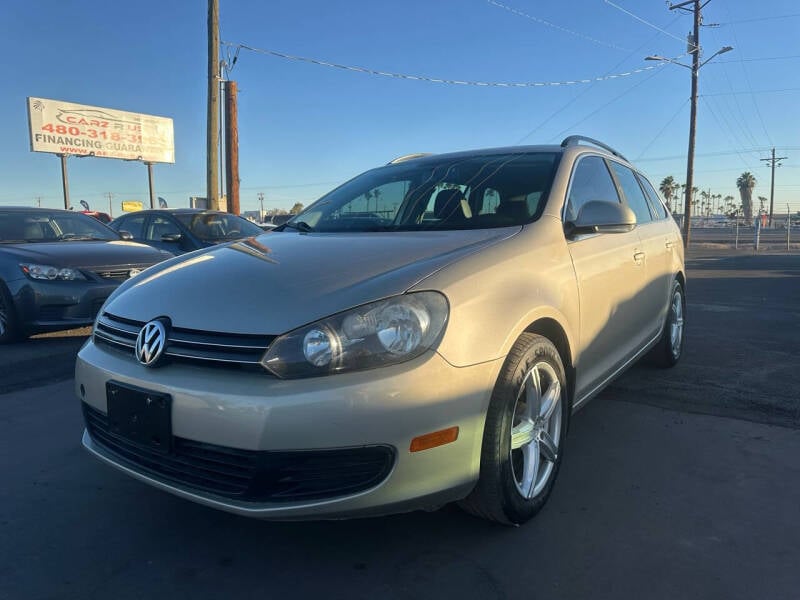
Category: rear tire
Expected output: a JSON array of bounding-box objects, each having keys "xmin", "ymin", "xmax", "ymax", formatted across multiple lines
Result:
[
  {"xmin": 460, "ymin": 333, "xmax": 568, "ymax": 525},
  {"xmin": 0, "ymin": 282, "xmax": 21, "ymax": 344},
  {"xmin": 650, "ymin": 279, "xmax": 685, "ymax": 368}
]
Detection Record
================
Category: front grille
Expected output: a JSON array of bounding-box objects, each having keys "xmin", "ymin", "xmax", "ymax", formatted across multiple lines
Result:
[
  {"xmin": 95, "ymin": 269, "xmax": 133, "ymax": 280},
  {"xmin": 94, "ymin": 312, "xmax": 275, "ymax": 368},
  {"xmin": 83, "ymin": 403, "xmax": 395, "ymax": 502}
]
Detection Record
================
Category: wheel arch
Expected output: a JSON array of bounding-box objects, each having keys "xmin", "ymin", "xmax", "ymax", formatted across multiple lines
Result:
[{"xmin": 523, "ymin": 317, "xmax": 575, "ymax": 410}]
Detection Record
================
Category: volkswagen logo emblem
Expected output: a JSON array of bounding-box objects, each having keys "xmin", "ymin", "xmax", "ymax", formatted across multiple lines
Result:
[
  {"xmin": 135, "ymin": 319, "xmax": 168, "ymax": 367},
  {"xmin": 128, "ymin": 268, "xmax": 142, "ymax": 278}
]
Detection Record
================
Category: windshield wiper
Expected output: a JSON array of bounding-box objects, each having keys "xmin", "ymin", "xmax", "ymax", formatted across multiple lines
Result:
[{"xmin": 281, "ymin": 221, "xmax": 314, "ymax": 233}]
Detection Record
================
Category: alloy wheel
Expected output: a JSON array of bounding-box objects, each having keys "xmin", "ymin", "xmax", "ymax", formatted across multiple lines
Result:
[
  {"xmin": 669, "ymin": 288, "xmax": 684, "ymax": 359},
  {"xmin": 510, "ymin": 362, "xmax": 563, "ymax": 499}
]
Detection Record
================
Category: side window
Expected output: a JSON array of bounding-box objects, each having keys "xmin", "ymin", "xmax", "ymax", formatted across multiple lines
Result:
[
  {"xmin": 637, "ymin": 174, "xmax": 669, "ymax": 220},
  {"xmin": 118, "ymin": 215, "xmax": 146, "ymax": 238},
  {"xmin": 608, "ymin": 162, "xmax": 653, "ymax": 225},
  {"xmin": 145, "ymin": 215, "xmax": 181, "ymax": 241},
  {"xmin": 566, "ymin": 156, "xmax": 620, "ymax": 222}
]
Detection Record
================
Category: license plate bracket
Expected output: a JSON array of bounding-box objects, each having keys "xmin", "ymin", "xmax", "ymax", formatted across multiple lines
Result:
[{"xmin": 106, "ymin": 381, "xmax": 172, "ymax": 454}]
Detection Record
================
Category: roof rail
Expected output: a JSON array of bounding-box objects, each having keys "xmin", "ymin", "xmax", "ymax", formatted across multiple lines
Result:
[
  {"xmin": 387, "ymin": 153, "xmax": 433, "ymax": 165},
  {"xmin": 560, "ymin": 136, "xmax": 627, "ymax": 162}
]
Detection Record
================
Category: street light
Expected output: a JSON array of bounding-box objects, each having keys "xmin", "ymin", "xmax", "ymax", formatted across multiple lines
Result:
[
  {"xmin": 645, "ymin": 46, "xmax": 732, "ymax": 69},
  {"xmin": 644, "ymin": 45, "xmax": 733, "ymax": 247}
]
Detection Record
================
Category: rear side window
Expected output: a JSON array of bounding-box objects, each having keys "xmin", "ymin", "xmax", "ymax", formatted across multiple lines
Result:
[
  {"xmin": 608, "ymin": 162, "xmax": 653, "ymax": 225},
  {"xmin": 566, "ymin": 156, "xmax": 620, "ymax": 222},
  {"xmin": 637, "ymin": 174, "xmax": 669, "ymax": 219}
]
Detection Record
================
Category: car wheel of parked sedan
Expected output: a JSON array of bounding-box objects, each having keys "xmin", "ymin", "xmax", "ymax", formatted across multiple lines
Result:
[
  {"xmin": 650, "ymin": 279, "xmax": 685, "ymax": 368},
  {"xmin": 461, "ymin": 333, "xmax": 567, "ymax": 525},
  {"xmin": 0, "ymin": 282, "xmax": 21, "ymax": 344}
]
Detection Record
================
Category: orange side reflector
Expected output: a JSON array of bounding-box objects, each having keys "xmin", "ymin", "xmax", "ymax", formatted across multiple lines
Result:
[{"xmin": 409, "ymin": 426, "xmax": 459, "ymax": 453}]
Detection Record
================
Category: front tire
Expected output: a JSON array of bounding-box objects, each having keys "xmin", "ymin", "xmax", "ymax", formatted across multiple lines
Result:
[
  {"xmin": 0, "ymin": 282, "xmax": 21, "ymax": 344},
  {"xmin": 460, "ymin": 333, "xmax": 568, "ymax": 525}
]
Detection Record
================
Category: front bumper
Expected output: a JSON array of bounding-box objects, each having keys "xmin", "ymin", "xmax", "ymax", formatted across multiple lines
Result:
[
  {"xmin": 76, "ymin": 338, "xmax": 502, "ymax": 519},
  {"xmin": 9, "ymin": 278, "xmax": 119, "ymax": 333}
]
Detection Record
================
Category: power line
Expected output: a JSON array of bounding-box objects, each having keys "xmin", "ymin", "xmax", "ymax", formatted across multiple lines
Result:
[
  {"xmin": 603, "ymin": 0, "xmax": 691, "ymax": 47},
  {"xmin": 634, "ymin": 98, "xmax": 690, "ymax": 160},
  {"xmin": 702, "ymin": 87, "xmax": 800, "ymax": 96},
  {"xmin": 486, "ymin": 0, "xmax": 630, "ymax": 51},
  {"xmin": 637, "ymin": 147, "xmax": 800, "ymax": 162},
  {"xmin": 716, "ymin": 54, "xmax": 800, "ymax": 63},
  {"xmin": 700, "ymin": 96, "xmax": 757, "ymax": 170},
  {"xmin": 719, "ymin": 3, "xmax": 773, "ymax": 146},
  {"xmin": 548, "ymin": 67, "xmax": 666, "ymax": 142},
  {"xmin": 718, "ymin": 13, "xmax": 800, "ymax": 25},
  {"xmin": 515, "ymin": 15, "xmax": 684, "ymax": 143},
  {"xmin": 223, "ymin": 41, "xmax": 666, "ymax": 88}
]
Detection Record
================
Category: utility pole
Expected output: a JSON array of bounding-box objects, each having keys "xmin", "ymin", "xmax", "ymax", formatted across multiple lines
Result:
[
  {"xmin": 760, "ymin": 148, "xmax": 787, "ymax": 228},
  {"xmin": 258, "ymin": 192, "xmax": 265, "ymax": 221},
  {"xmin": 106, "ymin": 192, "xmax": 114, "ymax": 217},
  {"xmin": 207, "ymin": 0, "xmax": 220, "ymax": 210},
  {"xmin": 224, "ymin": 80, "xmax": 240, "ymax": 215},
  {"xmin": 647, "ymin": 2, "xmax": 732, "ymax": 248},
  {"xmin": 681, "ymin": 0, "xmax": 701, "ymax": 248},
  {"xmin": 35, "ymin": 197, "xmax": 42, "ymax": 208}
]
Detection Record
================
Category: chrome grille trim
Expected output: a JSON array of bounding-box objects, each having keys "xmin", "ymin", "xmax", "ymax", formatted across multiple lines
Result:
[{"xmin": 94, "ymin": 312, "xmax": 275, "ymax": 368}]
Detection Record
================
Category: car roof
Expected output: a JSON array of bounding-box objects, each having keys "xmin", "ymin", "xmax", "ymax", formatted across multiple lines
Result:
[
  {"xmin": 384, "ymin": 141, "xmax": 629, "ymax": 168},
  {"xmin": 0, "ymin": 206, "xmax": 76, "ymax": 213},
  {"xmin": 118, "ymin": 209, "xmax": 236, "ymax": 215}
]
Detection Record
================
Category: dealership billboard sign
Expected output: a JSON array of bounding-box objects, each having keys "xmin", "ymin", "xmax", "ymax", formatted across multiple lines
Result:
[{"xmin": 27, "ymin": 97, "xmax": 175, "ymax": 163}]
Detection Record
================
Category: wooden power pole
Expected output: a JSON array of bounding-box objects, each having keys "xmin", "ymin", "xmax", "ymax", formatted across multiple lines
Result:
[
  {"xmin": 224, "ymin": 80, "xmax": 240, "ymax": 215},
  {"xmin": 760, "ymin": 148, "xmax": 787, "ymax": 228},
  {"xmin": 672, "ymin": 0, "xmax": 702, "ymax": 248},
  {"xmin": 207, "ymin": 0, "xmax": 220, "ymax": 210}
]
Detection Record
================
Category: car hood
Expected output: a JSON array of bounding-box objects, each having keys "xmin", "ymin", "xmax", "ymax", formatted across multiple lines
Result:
[
  {"xmin": 105, "ymin": 228, "xmax": 519, "ymax": 334},
  {"xmin": 2, "ymin": 240, "xmax": 168, "ymax": 269}
]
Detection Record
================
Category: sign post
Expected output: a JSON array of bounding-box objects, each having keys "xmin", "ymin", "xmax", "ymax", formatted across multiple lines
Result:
[{"xmin": 58, "ymin": 153, "xmax": 70, "ymax": 209}]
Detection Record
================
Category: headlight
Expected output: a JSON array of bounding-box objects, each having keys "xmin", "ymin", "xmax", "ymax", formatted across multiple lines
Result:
[
  {"xmin": 261, "ymin": 291, "xmax": 449, "ymax": 378},
  {"xmin": 20, "ymin": 263, "xmax": 86, "ymax": 281}
]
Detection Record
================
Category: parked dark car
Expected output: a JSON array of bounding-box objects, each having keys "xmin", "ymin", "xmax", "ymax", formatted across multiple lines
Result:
[
  {"xmin": 0, "ymin": 207, "xmax": 170, "ymax": 343},
  {"xmin": 108, "ymin": 209, "xmax": 264, "ymax": 255}
]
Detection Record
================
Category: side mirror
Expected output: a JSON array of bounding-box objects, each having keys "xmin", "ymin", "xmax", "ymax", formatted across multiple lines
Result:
[
  {"xmin": 566, "ymin": 201, "xmax": 636, "ymax": 236},
  {"xmin": 119, "ymin": 230, "xmax": 134, "ymax": 241},
  {"xmin": 161, "ymin": 233, "xmax": 183, "ymax": 243}
]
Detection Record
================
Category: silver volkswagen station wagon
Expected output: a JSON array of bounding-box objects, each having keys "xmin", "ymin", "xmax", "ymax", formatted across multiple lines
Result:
[{"xmin": 76, "ymin": 136, "xmax": 685, "ymax": 525}]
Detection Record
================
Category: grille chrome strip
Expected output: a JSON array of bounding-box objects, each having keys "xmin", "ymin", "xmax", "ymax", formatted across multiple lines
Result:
[{"xmin": 94, "ymin": 312, "xmax": 275, "ymax": 368}]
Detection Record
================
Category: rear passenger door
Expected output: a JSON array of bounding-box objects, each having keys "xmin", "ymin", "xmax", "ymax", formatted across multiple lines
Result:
[
  {"xmin": 565, "ymin": 155, "xmax": 648, "ymax": 401},
  {"xmin": 607, "ymin": 161, "xmax": 666, "ymax": 343}
]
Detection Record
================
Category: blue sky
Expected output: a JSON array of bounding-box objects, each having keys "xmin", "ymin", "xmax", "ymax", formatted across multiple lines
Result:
[{"xmin": 1, "ymin": 0, "xmax": 798, "ymax": 216}]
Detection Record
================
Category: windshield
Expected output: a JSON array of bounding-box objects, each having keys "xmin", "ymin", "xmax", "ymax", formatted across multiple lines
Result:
[
  {"xmin": 285, "ymin": 152, "xmax": 560, "ymax": 233},
  {"xmin": 175, "ymin": 213, "xmax": 264, "ymax": 241},
  {"xmin": 0, "ymin": 210, "xmax": 119, "ymax": 243}
]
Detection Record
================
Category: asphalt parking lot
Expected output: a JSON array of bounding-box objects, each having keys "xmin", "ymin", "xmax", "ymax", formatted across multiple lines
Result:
[{"xmin": 1, "ymin": 247, "xmax": 798, "ymax": 600}]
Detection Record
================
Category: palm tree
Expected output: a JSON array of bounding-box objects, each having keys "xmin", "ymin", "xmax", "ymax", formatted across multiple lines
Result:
[
  {"xmin": 736, "ymin": 172, "xmax": 756, "ymax": 222},
  {"xmin": 659, "ymin": 176, "xmax": 677, "ymax": 212},
  {"xmin": 758, "ymin": 196, "xmax": 768, "ymax": 216},
  {"xmin": 363, "ymin": 190, "xmax": 373, "ymax": 213}
]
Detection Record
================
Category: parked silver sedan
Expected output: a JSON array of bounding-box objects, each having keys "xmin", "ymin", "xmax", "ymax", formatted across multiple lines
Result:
[{"xmin": 76, "ymin": 136, "xmax": 685, "ymax": 525}]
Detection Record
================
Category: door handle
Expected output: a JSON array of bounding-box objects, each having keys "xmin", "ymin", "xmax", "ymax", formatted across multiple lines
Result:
[{"xmin": 633, "ymin": 251, "xmax": 646, "ymax": 265}]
